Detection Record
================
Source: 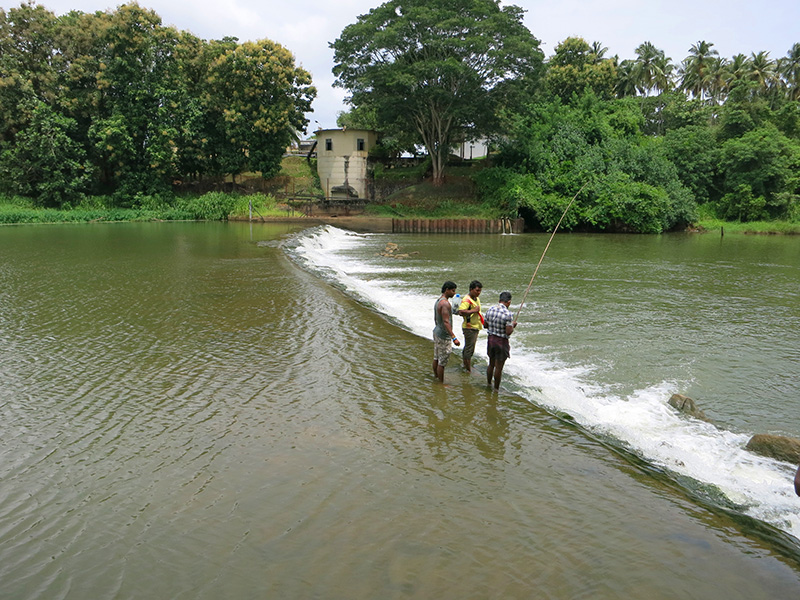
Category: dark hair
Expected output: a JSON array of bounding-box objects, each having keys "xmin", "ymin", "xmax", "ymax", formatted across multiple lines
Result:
[
  {"xmin": 441, "ymin": 281, "xmax": 457, "ymax": 293},
  {"xmin": 469, "ymin": 280, "xmax": 482, "ymax": 291},
  {"xmin": 499, "ymin": 291, "xmax": 512, "ymax": 302}
]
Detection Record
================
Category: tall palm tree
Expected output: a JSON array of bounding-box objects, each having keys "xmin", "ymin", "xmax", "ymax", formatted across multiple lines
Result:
[
  {"xmin": 706, "ymin": 56, "xmax": 729, "ymax": 104},
  {"xmin": 652, "ymin": 54, "xmax": 674, "ymax": 95},
  {"xmin": 633, "ymin": 41, "xmax": 674, "ymax": 96},
  {"xmin": 748, "ymin": 51, "xmax": 780, "ymax": 102},
  {"xmin": 726, "ymin": 53, "xmax": 751, "ymax": 89},
  {"xmin": 779, "ymin": 43, "xmax": 800, "ymax": 100},
  {"xmin": 679, "ymin": 40, "xmax": 718, "ymax": 100},
  {"xmin": 615, "ymin": 59, "xmax": 638, "ymax": 98},
  {"xmin": 748, "ymin": 51, "xmax": 777, "ymax": 87},
  {"xmin": 589, "ymin": 40, "xmax": 608, "ymax": 64}
]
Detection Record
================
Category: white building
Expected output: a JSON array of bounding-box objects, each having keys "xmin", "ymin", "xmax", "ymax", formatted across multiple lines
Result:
[
  {"xmin": 455, "ymin": 137, "xmax": 490, "ymax": 160},
  {"xmin": 315, "ymin": 128, "xmax": 378, "ymax": 199}
]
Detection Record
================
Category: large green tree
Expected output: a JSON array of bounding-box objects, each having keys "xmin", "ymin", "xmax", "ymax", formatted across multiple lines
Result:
[
  {"xmin": 0, "ymin": 2, "xmax": 58, "ymax": 142},
  {"xmin": 331, "ymin": 0, "xmax": 543, "ymax": 185},
  {"xmin": 544, "ymin": 37, "xmax": 618, "ymax": 101},
  {"xmin": 204, "ymin": 39, "xmax": 315, "ymax": 180},
  {"xmin": 0, "ymin": 102, "xmax": 93, "ymax": 206},
  {"xmin": 89, "ymin": 4, "xmax": 187, "ymax": 195}
]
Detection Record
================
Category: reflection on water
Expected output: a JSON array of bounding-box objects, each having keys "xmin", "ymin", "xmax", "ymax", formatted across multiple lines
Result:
[{"xmin": 0, "ymin": 222, "xmax": 799, "ymax": 599}]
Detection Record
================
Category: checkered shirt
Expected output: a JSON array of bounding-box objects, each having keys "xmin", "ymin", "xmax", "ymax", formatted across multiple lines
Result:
[{"xmin": 484, "ymin": 303, "xmax": 513, "ymax": 339}]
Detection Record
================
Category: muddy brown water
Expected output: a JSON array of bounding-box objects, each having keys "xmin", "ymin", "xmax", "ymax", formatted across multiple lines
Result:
[{"xmin": 1, "ymin": 221, "xmax": 799, "ymax": 599}]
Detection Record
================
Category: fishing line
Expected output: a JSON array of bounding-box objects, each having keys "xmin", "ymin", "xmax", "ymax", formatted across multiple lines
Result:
[{"xmin": 515, "ymin": 181, "xmax": 589, "ymax": 322}]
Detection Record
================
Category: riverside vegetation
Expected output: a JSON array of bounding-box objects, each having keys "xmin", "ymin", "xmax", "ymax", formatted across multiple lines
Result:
[{"xmin": 1, "ymin": 2, "xmax": 799, "ymax": 234}]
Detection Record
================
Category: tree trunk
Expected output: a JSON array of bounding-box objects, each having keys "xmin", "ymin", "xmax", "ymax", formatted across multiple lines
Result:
[
  {"xmin": 415, "ymin": 106, "xmax": 451, "ymax": 187},
  {"xmin": 431, "ymin": 150, "xmax": 445, "ymax": 186}
]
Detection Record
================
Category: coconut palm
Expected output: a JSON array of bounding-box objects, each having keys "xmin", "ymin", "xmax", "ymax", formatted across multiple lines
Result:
[
  {"xmin": 633, "ymin": 41, "xmax": 673, "ymax": 96},
  {"xmin": 748, "ymin": 51, "xmax": 777, "ymax": 90},
  {"xmin": 779, "ymin": 43, "xmax": 800, "ymax": 100},
  {"xmin": 726, "ymin": 53, "xmax": 751, "ymax": 89},
  {"xmin": 651, "ymin": 54, "xmax": 674, "ymax": 95},
  {"xmin": 747, "ymin": 50, "xmax": 782, "ymax": 105},
  {"xmin": 615, "ymin": 59, "xmax": 638, "ymax": 98},
  {"xmin": 589, "ymin": 40, "xmax": 608, "ymax": 64},
  {"xmin": 706, "ymin": 56, "xmax": 729, "ymax": 104},
  {"xmin": 679, "ymin": 40, "xmax": 718, "ymax": 100}
]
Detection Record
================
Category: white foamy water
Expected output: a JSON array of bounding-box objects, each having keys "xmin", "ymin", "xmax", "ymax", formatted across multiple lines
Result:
[{"xmin": 287, "ymin": 225, "xmax": 800, "ymax": 541}]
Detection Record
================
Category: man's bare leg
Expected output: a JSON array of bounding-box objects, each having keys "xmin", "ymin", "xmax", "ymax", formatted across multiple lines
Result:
[{"xmin": 492, "ymin": 358, "xmax": 507, "ymax": 389}]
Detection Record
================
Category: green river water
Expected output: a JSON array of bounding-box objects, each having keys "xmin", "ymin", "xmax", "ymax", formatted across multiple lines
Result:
[{"xmin": 1, "ymin": 221, "xmax": 799, "ymax": 599}]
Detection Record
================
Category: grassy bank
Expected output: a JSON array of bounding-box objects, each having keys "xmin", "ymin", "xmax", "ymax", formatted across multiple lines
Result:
[
  {"xmin": 695, "ymin": 218, "xmax": 800, "ymax": 235},
  {"xmin": 368, "ymin": 164, "xmax": 499, "ymax": 219},
  {"xmin": 5, "ymin": 192, "xmax": 800, "ymax": 233},
  {"xmin": 364, "ymin": 182, "xmax": 496, "ymax": 219},
  {"xmin": 2, "ymin": 151, "xmax": 799, "ymax": 232},
  {"xmin": 0, "ymin": 192, "xmax": 294, "ymax": 225},
  {"xmin": 0, "ymin": 156, "xmax": 318, "ymax": 225}
]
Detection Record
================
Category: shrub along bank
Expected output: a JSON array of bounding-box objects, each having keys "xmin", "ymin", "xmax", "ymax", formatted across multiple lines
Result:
[{"xmin": 0, "ymin": 192, "xmax": 287, "ymax": 224}]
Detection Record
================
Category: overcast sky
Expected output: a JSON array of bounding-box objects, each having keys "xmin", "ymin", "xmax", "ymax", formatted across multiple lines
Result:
[{"xmin": 29, "ymin": 0, "xmax": 800, "ymax": 134}]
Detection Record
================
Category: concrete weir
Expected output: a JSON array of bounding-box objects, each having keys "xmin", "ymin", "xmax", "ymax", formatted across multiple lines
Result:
[{"xmin": 392, "ymin": 217, "xmax": 524, "ymax": 234}]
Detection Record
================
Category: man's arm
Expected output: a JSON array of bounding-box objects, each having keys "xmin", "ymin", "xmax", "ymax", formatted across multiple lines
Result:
[
  {"xmin": 458, "ymin": 297, "xmax": 479, "ymax": 316},
  {"xmin": 440, "ymin": 299, "xmax": 461, "ymax": 345},
  {"xmin": 504, "ymin": 316, "xmax": 517, "ymax": 336}
]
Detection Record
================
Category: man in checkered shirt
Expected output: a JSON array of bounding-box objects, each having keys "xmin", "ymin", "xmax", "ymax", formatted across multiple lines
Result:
[{"xmin": 484, "ymin": 291, "xmax": 517, "ymax": 389}]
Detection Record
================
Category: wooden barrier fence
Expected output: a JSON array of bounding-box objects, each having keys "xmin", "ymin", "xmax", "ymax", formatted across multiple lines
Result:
[{"xmin": 392, "ymin": 218, "xmax": 524, "ymax": 234}]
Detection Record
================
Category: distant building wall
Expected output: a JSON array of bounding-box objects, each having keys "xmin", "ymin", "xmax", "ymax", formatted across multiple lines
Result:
[
  {"xmin": 316, "ymin": 128, "xmax": 378, "ymax": 199},
  {"xmin": 456, "ymin": 138, "xmax": 489, "ymax": 160}
]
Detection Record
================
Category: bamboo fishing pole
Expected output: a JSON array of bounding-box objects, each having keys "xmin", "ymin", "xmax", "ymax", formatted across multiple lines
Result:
[{"xmin": 515, "ymin": 181, "xmax": 589, "ymax": 322}]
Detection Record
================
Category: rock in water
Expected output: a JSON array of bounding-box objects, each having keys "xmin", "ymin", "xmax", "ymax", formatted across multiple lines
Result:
[
  {"xmin": 795, "ymin": 465, "xmax": 800, "ymax": 497},
  {"xmin": 745, "ymin": 434, "xmax": 800, "ymax": 464},
  {"xmin": 668, "ymin": 394, "xmax": 708, "ymax": 421}
]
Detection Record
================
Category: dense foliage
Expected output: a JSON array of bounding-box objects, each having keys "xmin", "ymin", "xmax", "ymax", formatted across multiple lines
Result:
[
  {"xmin": 478, "ymin": 93, "xmax": 696, "ymax": 232},
  {"xmin": 477, "ymin": 83, "xmax": 800, "ymax": 231},
  {"xmin": 331, "ymin": 2, "xmax": 800, "ymax": 229},
  {"xmin": 0, "ymin": 2, "xmax": 315, "ymax": 208},
  {"xmin": 0, "ymin": 190, "xmax": 287, "ymax": 223},
  {"xmin": 472, "ymin": 35, "xmax": 800, "ymax": 231},
  {"xmin": 3, "ymin": 1, "xmax": 799, "ymax": 230},
  {"xmin": 331, "ymin": 0, "xmax": 544, "ymax": 185}
]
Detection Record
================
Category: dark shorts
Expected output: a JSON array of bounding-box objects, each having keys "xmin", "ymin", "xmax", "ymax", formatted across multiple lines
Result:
[{"xmin": 487, "ymin": 334, "xmax": 510, "ymax": 361}]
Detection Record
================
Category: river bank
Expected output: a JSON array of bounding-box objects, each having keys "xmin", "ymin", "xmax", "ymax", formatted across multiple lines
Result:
[{"xmin": 3, "ymin": 195, "xmax": 799, "ymax": 234}]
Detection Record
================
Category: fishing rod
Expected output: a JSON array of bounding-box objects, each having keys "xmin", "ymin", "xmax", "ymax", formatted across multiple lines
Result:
[{"xmin": 515, "ymin": 181, "xmax": 589, "ymax": 322}]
